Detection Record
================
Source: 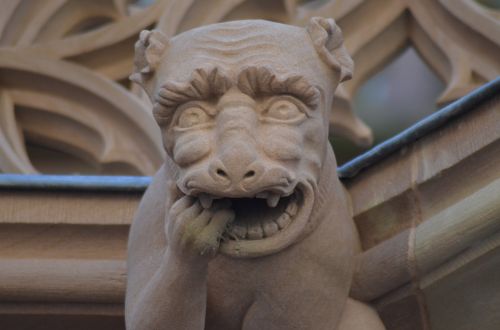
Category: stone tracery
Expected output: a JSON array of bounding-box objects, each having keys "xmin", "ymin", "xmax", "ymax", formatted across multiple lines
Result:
[{"xmin": 1, "ymin": 0, "xmax": 497, "ymax": 174}]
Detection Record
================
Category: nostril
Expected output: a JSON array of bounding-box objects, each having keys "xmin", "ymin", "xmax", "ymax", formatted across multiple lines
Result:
[
  {"xmin": 244, "ymin": 170, "xmax": 256, "ymax": 179},
  {"xmin": 216, "ymin": 168, "xmax": 228, "ymax": 178}
]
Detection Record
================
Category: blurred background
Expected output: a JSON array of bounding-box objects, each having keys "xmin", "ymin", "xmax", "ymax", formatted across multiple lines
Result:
[
  {"xmin": 0, "ymin": 0, "xmax": 498, "ymax": 174},
  {"xmin": 333, "ymin": 46, "xmax": 444, "ymax": 164}
]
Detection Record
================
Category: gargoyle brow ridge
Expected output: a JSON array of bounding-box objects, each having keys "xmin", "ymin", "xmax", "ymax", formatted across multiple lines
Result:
[
  {"xmin": 154, "ymin": 66, "xmax": 231, "ymax": 125},
  {"xmin": 237, "ymin": 66, "xmax": 320, "ymax": 109},
  {"xmin": 153, "ymin": 65, "xmax": 320, "ymax": 126}
]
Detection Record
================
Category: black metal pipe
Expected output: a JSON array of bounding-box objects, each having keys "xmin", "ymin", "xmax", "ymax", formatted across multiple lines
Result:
[{"xmin": 337, "ymin": 77, "xmax": 500, "ymax": 178}]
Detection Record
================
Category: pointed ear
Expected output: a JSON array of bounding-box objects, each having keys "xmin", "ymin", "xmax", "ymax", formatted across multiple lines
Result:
[
  {"xmin": 307, "ymin": 17, "xmax": 353, "ymax": 82},
  {"xmin": 129, "ymin": 29, "xmax": 169, "ymax": 96}
]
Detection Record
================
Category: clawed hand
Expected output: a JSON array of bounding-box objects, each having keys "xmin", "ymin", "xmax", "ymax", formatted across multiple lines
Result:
[{"xmin": 166, "ymin": 186, "xmax": 235, "ymax": 262}]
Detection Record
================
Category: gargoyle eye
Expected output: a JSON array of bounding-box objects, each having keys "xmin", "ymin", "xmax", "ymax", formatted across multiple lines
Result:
[
  {"xmin": 263, "ymin": 99, "xmax": 306, "ymax": 123},
  {"xmin": 177, "ymin": 107, "xmax": 210, "ymax": 129}
]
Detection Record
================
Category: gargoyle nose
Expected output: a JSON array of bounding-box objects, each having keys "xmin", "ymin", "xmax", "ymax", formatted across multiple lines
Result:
[{"xmin": 212, "ymin": 142, "xmax": 261, "ymax": 186}]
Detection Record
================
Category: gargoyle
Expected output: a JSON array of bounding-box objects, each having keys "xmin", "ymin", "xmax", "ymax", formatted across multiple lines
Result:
[{"xmin": 126, "ymin": 18, "xmax": 385, "ymax": 330}]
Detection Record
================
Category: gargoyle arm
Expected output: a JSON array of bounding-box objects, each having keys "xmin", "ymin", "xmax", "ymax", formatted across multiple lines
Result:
[{"xmin": 125, "ymin": 167, "xmax": 208, "ymax": 330}]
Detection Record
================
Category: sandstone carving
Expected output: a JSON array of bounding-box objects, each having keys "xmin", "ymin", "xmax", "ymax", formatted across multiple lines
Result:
[{"xmin": 126, "ymin": 18, "xmax": 384, "ymax": 329}]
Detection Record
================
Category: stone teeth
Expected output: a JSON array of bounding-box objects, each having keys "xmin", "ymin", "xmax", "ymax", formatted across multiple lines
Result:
[
  {"xmin": 266, "ymin": 194, "xmax": 280, "ymax": 208},
  {"xmin": 276, "ymin": 213, "xmax": 291, "ymax": 229},
  {"xmin": 247, "ymin": 224, "xmax": 264, "ymax": 240},
  {"xmin": 263, "ymin": 221, "xmax": 279, "ymax": 237},
  {"xmin": 230, "ymin": 225, "xmax": 247, "ymax": 239},
  {"xmin": 285, "ymin": 199, "xmax": 298, "ymax": 216},
  {"xmin": 199, "ymin": 193, "xmax": 213, "ymax": 209}
]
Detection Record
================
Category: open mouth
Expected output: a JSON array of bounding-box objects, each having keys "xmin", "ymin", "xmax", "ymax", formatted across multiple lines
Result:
[
  {"xmin": 192, "ymin": 182, "xmax": 314, "ymax": 258},
  {"xmin": 219, "ymin": 190, "xmax": 300, "ymax": 241}
]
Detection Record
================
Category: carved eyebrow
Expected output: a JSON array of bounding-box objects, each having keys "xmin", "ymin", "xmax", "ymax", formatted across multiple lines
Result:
[
  {"xmin": 237, "ymin": 67, "xmax": 320, "ymax": 109},
  {"xmin": 153, "ymin": 67, "xmax": 231, "ymax": 125}
]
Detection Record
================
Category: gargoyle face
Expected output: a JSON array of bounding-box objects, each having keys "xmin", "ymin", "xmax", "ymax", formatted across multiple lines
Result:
[
  {"xmin": 164, "ymin": 72, "xmax": 325, "ymax": 258},
  {"xmin": 132, "ymin": 19, "xmax": 353, "ymax": 257}
]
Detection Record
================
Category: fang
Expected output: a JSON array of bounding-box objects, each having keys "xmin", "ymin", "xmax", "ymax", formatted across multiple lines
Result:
[
  {"xmin": 267, "ymin": 194, "xmax": 280, "ymax": 208},
  {"xmin": 199, "ymin": 194, "xmax": 213, "ymax": 209}
]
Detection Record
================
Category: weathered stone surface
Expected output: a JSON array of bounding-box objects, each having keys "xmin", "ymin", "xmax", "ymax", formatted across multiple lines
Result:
[{"xmin": 125, "ymin": 18, "xmax": 385, "ymax": 330}]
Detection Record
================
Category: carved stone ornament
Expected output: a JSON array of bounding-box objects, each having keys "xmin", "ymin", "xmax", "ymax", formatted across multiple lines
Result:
[{"xmin": 125, "ymin": 18, "xmax": 385, "ymax": 329}]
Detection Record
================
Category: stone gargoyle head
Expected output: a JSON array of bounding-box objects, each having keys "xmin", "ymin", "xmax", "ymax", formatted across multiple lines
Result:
[{"xmin": 130, "ymin": 17, "xmax": 354, "ymax": 258}]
